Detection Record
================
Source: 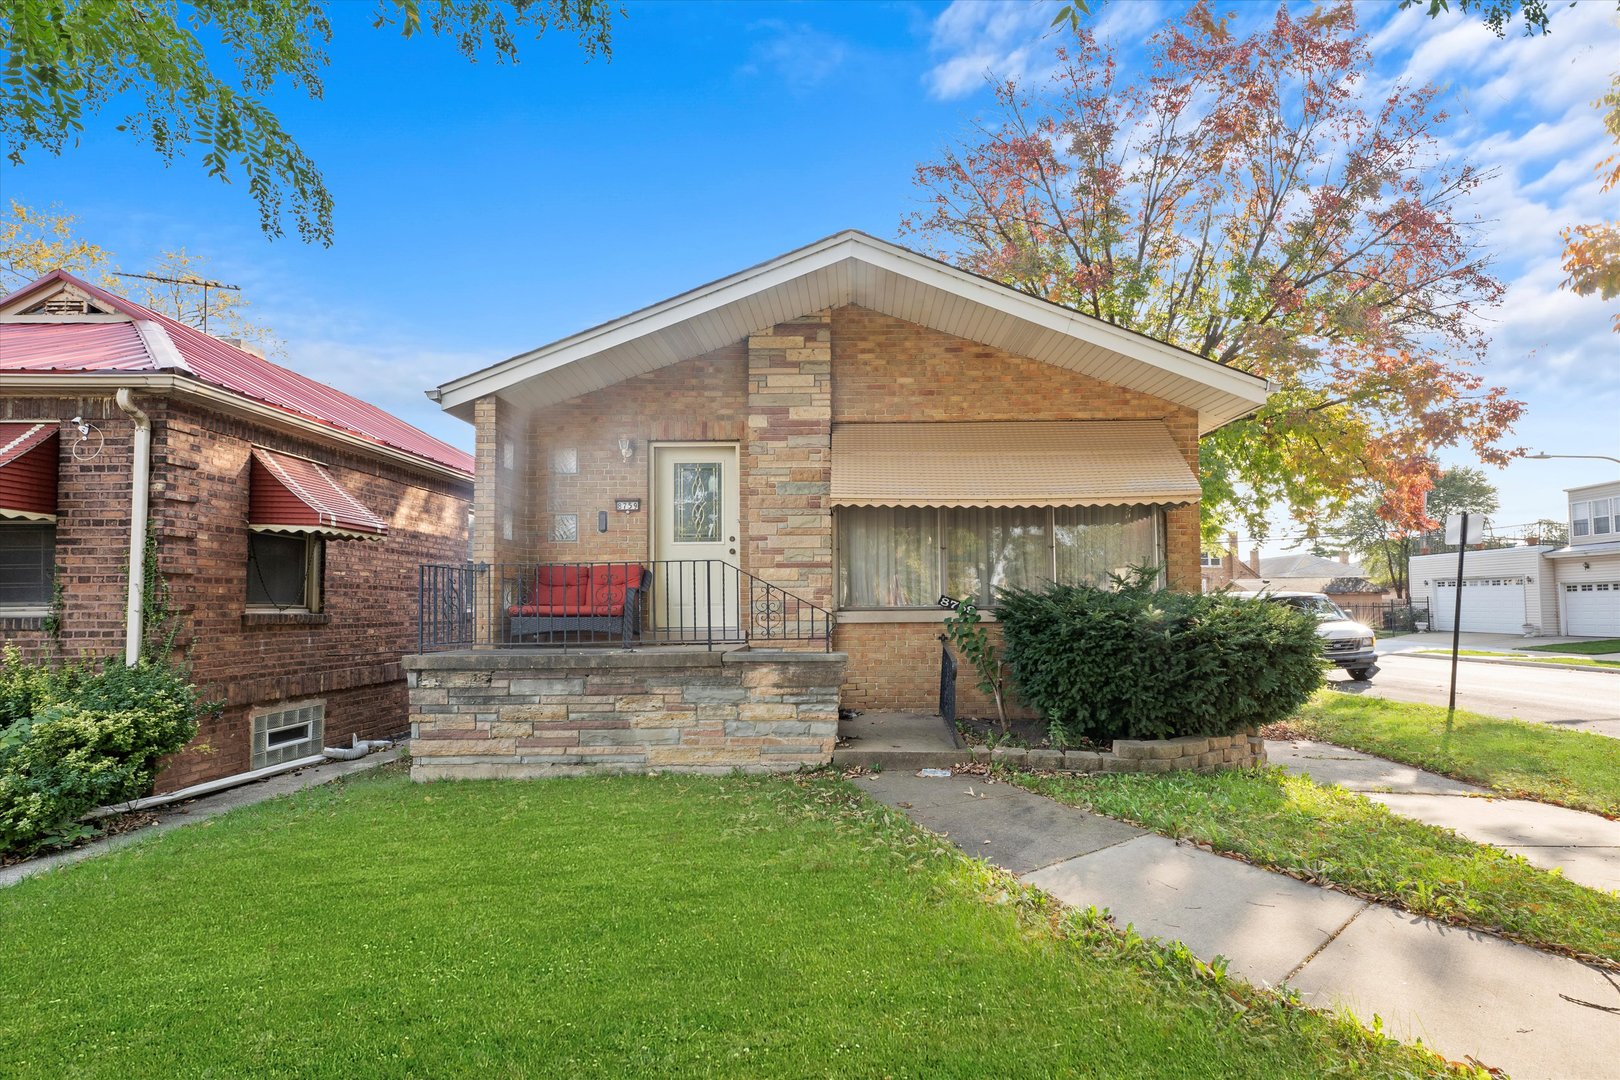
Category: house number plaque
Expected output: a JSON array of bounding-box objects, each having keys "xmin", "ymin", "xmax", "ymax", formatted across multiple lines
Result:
[{"xmin": 615, "ymin": 498, "xmax": 642, "ymax": 512}]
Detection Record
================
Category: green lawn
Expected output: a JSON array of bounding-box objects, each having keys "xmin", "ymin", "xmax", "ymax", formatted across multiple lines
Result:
[
  {"xmin": 0, "ymin": 766, "xmax": 1460, "ymax": 1079},
  {"xmin": 1522, "ymin": 638, "xmax": 1620, "ymax": 656},
  {"xmin": 1015, "ymin": 767, "xmax": 1620, "ymax": 967},
  {"xmin": 1289, "ymin": 694, "xmax": 1620, "ymax": 816},
  {"xmin": 1416, "ymin": 648, "xmax": 1620, "ymax": 669}
]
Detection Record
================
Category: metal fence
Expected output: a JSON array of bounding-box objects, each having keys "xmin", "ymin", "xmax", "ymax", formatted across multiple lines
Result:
[
  {"xmin": 1337, "ymin": 597, "xmax": 1431, "ymax": 632},
  {"xmin": 417, "ymin": 560, "xmax": 832, "ymax": 652}
]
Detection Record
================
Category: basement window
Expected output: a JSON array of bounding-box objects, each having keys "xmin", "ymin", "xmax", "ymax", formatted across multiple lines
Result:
[{"xmin": 252, "ymin": 701, "xmax": 325, "ymax": 769}]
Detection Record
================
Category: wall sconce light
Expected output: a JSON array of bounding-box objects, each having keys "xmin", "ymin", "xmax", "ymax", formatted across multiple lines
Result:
[
  {"xmin": 618, "ymin": 436, "xmax": 635, "ymax": 463},
  {"xmin": 1526, "ymin": 576, "xmax": 1535, "ymax": 584},
  {"xmin": 1584, "ymin": 561, "xmax": 1592, "ymax": 570},
  {"xmin": 1422, "ymin": 580, "xmax": 1429, "ymax": 586}
]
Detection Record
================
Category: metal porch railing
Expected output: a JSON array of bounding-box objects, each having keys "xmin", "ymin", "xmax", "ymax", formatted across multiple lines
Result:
[{"xmin": 417, "ymin": 560, "xmax": 833, "ymax": 653}]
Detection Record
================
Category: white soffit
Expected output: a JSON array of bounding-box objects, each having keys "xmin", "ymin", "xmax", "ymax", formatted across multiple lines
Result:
[{"xmin": 434, "ymin": 232, "xmax": 1271, "ymax": 434}]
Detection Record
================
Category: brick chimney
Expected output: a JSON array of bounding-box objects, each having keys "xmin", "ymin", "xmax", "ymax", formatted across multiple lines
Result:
[
  {"xmin": 1225, "ymin": 532, "xmax": 1238, "ymax": 576},
  {"xmin": 1338, "ymin": 550, "xmax": 1350, "ymax": 564},
  {"xmin": 1250, "ymin": 547, "xmax": 1260, "ymax": 574}
]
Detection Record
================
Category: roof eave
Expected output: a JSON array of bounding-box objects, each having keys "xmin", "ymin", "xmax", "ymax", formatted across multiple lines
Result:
[
  {"xmin": 1, "ymin": 372, "xmax": 474, "ymax": 484},
  {"xmin": 431, "ymin": 232, "xmax": 1270, "ymax": 432}
]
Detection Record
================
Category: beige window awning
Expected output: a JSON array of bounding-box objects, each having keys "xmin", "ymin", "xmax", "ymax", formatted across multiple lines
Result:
[{"xmin": 830, "ymin": 421, "xmax": 1200, "ymax": 508}]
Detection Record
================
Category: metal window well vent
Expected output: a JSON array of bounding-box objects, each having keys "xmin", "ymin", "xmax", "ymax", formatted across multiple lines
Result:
[{"xmin": 252, "ymin": 701, "xmax": 325, "ymax": 768}]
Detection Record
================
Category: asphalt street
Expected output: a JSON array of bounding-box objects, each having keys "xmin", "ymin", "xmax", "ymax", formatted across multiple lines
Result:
[{"xmin": 1328, "ymin": 653, "xmax": 1618, "ymax": 737}]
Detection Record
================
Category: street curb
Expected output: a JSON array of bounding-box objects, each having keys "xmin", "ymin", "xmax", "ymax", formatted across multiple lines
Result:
[{"xmin": 1395, "ymin": 651, "xmax": 1620, "ymax": 676}]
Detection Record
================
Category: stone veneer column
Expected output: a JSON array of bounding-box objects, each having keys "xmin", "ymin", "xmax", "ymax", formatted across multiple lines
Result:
[{"xmin": 743, "ymin": 312, "xmax": 833, "ymax": 610}]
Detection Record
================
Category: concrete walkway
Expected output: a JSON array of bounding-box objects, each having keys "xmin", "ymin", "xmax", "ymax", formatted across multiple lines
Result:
[
  {"xmin": 857, "ymin": 771, "xmax": 1620, "ymax": 1080},
  {"xmin": 1379, "ymin": 631, "xmax": 1620, "ymax": 658},
  {"xmin": 1270, "ymin": 739, "xmax": 1620, "ymax": 894},
  {"xmin": 0, "ymin": 748, "xmax": 400, "ymax": 889}
]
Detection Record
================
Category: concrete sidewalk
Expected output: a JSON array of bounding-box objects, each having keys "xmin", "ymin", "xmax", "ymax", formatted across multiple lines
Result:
[
  {"xmin": 1379, "ymin": 631, "xmax": 1620, "ymax": 658},
  {"xmin": 1270, "ymin": 739, "xmax": 1620, "ymax": 893},
  {"xmin": 857, "ymin": 771, "xmax": 1620, "ymax": 1080}
]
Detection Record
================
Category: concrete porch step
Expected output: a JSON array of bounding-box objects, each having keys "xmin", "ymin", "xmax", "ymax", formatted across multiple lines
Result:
[{"xmin": 833, "ymin": 711, "xmax": 972, "ymax": 772}]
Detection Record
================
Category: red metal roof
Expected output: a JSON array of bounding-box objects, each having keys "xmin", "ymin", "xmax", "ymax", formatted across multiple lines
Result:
[
  {"xmin": 0, "ymin": 270, "xmax": 473, "ymax": 477},
  {"xmin": 0, "ymin": 322, "xmax": 154, "ymax": 371},
  {"xmin": 0, "ymin": 422, "xmax": 60, "ymax": 520},
  {"xmin": 250, "ymin": 447, "xmax": 388, "ymax": 539}
]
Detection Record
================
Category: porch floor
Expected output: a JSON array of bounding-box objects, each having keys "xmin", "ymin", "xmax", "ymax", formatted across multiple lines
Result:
[{"xmin": 832, "ymin": 711, "xmax": 968, "ymax": 772}]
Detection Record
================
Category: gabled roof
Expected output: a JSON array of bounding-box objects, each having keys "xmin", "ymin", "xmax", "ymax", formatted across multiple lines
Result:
[
  {"xmin": 431, "ymin": 231, "xmax": 1271, "ymax": 434},
  {"xmin": 1, "ymin": 270, "xmax": 473, "ymax": 477}
]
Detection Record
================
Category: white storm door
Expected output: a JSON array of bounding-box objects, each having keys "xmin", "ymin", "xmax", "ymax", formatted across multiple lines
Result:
[{"xmin": 651, "ymin": 444, "xmax": 740, "ymax": 637}]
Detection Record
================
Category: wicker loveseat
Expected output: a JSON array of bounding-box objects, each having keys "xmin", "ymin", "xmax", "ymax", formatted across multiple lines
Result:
[{"xmin": 507, "ymin": 563, "xmax": 648, "ymax": 642}]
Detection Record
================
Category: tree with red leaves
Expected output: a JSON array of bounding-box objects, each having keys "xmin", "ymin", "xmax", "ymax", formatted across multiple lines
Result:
[{"xmin": 906, "ymin": 2, "xmax": 1523, "ymax": 541}]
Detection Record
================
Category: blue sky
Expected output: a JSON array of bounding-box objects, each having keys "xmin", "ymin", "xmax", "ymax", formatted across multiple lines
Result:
[{"xmin": 5, "ymin": 0, "xmax": 1617, "ymax": 554}]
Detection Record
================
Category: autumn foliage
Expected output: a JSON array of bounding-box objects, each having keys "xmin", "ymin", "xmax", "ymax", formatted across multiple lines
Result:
[
  {"xmin": 1561, "ymin": 74, "xmax": 1620, "ymax": 329},
  {"xmin": 905, "ymin": 2, "xmax": 1523, "ymax": 537}
]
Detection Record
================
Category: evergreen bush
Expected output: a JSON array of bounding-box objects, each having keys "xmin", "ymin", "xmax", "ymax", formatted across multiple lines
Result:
[{"xmin": 995, "ymin": 582, "xmax": 1323, "ymax": 745}]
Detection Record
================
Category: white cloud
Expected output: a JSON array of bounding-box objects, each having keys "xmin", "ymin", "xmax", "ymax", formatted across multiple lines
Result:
[
  {"xmin": 923, "ymin": 0, "xmax": 1057, "ymax": 99},
  {"xmin": 737, "ymin": 20, "xmax": 851, "ymax": 92}
]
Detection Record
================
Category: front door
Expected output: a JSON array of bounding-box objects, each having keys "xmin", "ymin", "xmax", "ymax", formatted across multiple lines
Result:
[{"xmin": 651, "ymin": 444, "xmax": 740, "ymax": 638}]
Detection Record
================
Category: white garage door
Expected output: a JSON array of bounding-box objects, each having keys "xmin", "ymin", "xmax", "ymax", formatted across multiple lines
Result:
[
  {"xmin": 1432, "ymin": 577, "xmax": 1528, "ymax": 633},
  {"xmin": 1563, "ymin": 582, "xmax": 1620, "ymax": 637}
]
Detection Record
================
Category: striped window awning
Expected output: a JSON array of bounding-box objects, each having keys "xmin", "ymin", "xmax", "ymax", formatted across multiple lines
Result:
[
  {"xmin": 0, "ymin": 422, "xmax": 60, "ymax": 522},
  {"xmin": 249, "ymin": 447, "xmax": 388, "ymax": 540},
  {"xmin": 829, "ymin": 420, "xmax": 1201, "ymax": 509}
]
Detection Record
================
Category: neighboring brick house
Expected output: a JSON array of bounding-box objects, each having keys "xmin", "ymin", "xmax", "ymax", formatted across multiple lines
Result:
[
  {"xmin": 1200, "ymin": 532, "xmax": 1260, "ymax": 593},
  {"xmin": 402, "ymin": 232, "xmax": 1269, "ymax": 776},
  {"xmin": 1, "ymin": 270, "xmax": 473, "ymax": 792}
]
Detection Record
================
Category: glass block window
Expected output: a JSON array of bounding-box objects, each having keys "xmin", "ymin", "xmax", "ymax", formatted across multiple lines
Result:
[
  {"xmin": 673, "ymin": 462, "xmax": 721, "ymax": 543},
  {"xmin": 252, "ymin": 701, "xmax": 325, "ymax": 769},
  {"xmin": 551, "ymin": 514, "xmax": 578, "ymax": 543},
  {"xmin": 551, "ymin": 447, "xmax": 578, "ymax": 475}
]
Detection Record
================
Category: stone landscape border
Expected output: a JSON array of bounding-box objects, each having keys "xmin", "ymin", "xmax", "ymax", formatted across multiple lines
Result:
[{"xmin": 984, "ymin": 730, "xmax": 1266, "ymax": 773}]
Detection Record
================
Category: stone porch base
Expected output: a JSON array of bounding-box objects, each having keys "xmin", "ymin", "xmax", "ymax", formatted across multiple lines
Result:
[{"xmin": 404, "ymin": 648, "xmax": 846, "ymax": 780}]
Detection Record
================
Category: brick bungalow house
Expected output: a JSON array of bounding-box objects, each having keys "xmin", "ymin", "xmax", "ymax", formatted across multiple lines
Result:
[
  {"xmin": 403, "ymin": 232, "xmax": 1271, "ymax": 778},
  {"xmin": 1, "ymin": 270, "xmax": 473, "ymax": 792}
]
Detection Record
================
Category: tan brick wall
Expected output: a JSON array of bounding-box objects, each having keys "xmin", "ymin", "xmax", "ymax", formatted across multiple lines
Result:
[
  {"xmin": 477, "ymin": 303, "xmax": 1203, "ymax": 712},
  {"xmin": 511, "ymin": 346, "xmax": 748, "ymax": 567},
  {"xmin": 1, "ymin": 390, "xmax": 472, "ymax": 792}
]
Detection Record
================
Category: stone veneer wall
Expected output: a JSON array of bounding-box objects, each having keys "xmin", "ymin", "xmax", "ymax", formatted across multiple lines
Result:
[{"xmin": 405, "ymin": 649, "xmax": 847, "ymax": 779}]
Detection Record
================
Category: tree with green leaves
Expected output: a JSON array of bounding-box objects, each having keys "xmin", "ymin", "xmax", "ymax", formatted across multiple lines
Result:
[
  {"xmin": 1, "ymin": 1, "xmax": 620, "ymax": 247},
  {"xmin": 1400, "ymin": 0, "xmax": 1620, "ymax": 37},
  {"xmin": 1313, "ymin": 466, "xmax": 1500, "ymax": 599}
]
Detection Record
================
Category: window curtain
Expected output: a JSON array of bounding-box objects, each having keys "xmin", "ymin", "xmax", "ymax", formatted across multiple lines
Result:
[
  {"xmin": 835, "ymin": 504, "xmax": 1166, "ymax": 609},
  {"xmin": 1054, "ymin": 505, "xmax": 1162, "ymax": 587},
  {"xmin": 837, "ymin": 507, "xmax": 939, "ymax": 608},
  {"xmin": 945, "ymin": 507, "xmax": 1050, "ymax": 606}
]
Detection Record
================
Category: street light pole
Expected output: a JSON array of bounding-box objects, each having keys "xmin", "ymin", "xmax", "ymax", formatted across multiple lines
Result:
[{"xmin": 1524, "ymin": 452, "xmax": 1620, "ymax": 466}]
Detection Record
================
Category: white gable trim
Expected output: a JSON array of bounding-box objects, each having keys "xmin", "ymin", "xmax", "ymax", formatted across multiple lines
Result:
[{"xmin": 432, "ymin": 231, "xmax": 1271, "ymax": 434}]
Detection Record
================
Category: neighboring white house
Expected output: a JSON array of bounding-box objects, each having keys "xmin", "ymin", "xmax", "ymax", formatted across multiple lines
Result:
[{"xmin": 1411, "ymin": 478, "xmax": 1620, "ymax": 637}]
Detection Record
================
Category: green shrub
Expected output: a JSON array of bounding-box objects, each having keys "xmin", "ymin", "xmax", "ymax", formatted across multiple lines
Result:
[
  {"xmin": 0, "ymin": 646, "xmax": 206, "ymax": 854},
  {"xmin": 995, "ymin": 582, "xmax": 1323, "ymax": 745}
]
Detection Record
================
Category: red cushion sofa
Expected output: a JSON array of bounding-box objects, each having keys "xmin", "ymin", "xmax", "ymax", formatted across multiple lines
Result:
[{"xmin": 507, "ymin": 563, "xmax": 647, "ymax": 642}]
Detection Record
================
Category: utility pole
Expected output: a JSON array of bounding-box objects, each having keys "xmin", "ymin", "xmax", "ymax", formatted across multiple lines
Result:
[{"xmin": 114, "ymin": 271, "xmax": 241, "ymax": 335}]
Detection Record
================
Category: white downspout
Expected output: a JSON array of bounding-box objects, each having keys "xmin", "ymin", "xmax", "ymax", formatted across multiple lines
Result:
[{"xmin": 114, "ymin": 388, "xmax": 151, "ymax": 667}]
